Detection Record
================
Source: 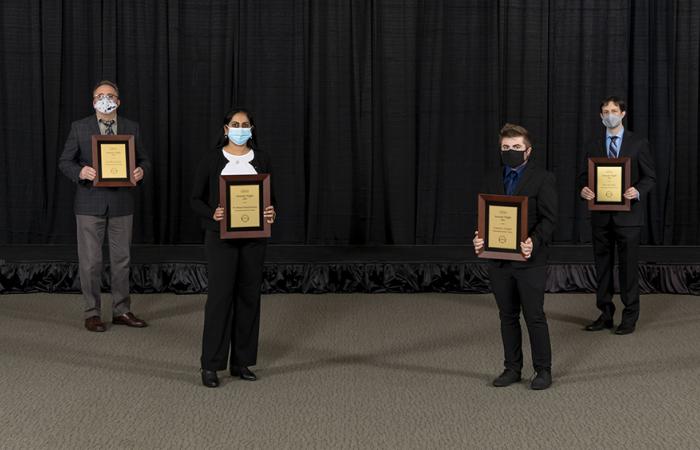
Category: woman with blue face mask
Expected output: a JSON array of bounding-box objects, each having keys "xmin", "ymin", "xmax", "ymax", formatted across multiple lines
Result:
[{"xmin": 190, "ymin": 108, "xmax": 276, "ymax": 388}]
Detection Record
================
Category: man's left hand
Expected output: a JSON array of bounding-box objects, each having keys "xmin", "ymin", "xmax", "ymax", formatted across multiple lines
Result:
[
  {"xmin": 520, "ymin": 237, "xmax": 533, "ymax": 259},
  {"xmin": 623, "ymin": 186, "xmax": 639, "ymax": 200},
  {"xmin": 133, "ymin": 167, "xmax": 144, "ymax": 182},
  {"xmin": 264, "ymin": 205, "xmax": 276, "ymax": 224}
]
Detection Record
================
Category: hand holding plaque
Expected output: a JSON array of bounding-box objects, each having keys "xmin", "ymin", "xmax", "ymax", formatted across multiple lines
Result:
[
  {"xmin": 587, "ymin": 157, "xmax": 631, "ymax": 211},
  {"xmin": 477, "ymin": 194, "xmax": 528, "ymax": 261},
  {"xmin": 219, "ymin": 174, "xmax": 271, "ymax": 239},
  {"xmin": 263, "ymin": 205, "xmax": 277, "ymax": 224},
  {"xmin": 91, "ymin": 135, "xmax": 136, "ymax": 187}
]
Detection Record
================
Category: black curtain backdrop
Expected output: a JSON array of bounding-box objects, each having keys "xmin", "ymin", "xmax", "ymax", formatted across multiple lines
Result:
[{"xmin": 1, "ymin": 1, "xmax": 699, "ymax": 246}]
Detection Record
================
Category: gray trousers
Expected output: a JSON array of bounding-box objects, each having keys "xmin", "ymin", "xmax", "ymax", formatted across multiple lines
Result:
[{"xmin": 76, "ymin": 214, "xmax": 132, "ymax": 319}]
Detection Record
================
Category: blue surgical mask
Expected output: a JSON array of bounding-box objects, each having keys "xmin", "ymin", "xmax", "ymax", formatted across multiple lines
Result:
[{"xmin": 227, "ymin": 127, "xmax": 252, "ymax": 146}]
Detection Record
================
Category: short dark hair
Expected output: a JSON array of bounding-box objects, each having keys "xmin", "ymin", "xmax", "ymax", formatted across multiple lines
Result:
[
  {"xmin": 93, "ymin": 80, "xmax": 119, "ymax": 97},
  {"xmin": 600, "ymin": 96, "xmax": 626, "ymax": 112},
  {"xmin": 499, "ymin": 123, "xmax": 532, "ymax": 148}
]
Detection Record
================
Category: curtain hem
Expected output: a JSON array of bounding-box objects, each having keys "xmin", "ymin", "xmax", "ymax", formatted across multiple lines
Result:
[{"xmin": 1, "ymin": 262, "xmax": 698, "ymax": 295}]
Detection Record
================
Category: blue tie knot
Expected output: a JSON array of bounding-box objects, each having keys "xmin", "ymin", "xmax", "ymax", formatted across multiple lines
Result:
[
  {"xmin": 608, "ymin": 136, "xmax": 619, "ymax": 158},
  {"xmin": 505, "ymin": 170, "xmax": 518, "ymax": 195}
]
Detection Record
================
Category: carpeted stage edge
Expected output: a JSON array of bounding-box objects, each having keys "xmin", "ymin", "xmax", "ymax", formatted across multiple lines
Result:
[{"xmin": 1, "ymin": 245, "xmax": 699, "ymax": 295}]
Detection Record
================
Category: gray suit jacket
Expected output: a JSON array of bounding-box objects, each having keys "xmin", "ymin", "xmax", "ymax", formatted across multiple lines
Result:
[{"xmin": 59, "ymin": 115, "xmax": 150, "ymax": 216}]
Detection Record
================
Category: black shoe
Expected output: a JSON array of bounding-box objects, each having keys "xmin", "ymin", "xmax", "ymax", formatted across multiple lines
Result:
[
  {"xmin": 530, "ymin": 369, "xmax": 552, "ymax": 390},
  {"xmin": 615, "ymin": 324, "xmax": 636, "ymax": 335},
  {"xmin": 231, "ymin": 366, "xmax": 257, "ymax": 381},
  {"xmin": 492, "ymin": 369, "xmax": 521, "ymax": 387},
  {"xmin": 585, "ymin": 316, "xmax": 614, "ymax": 331},
  {"xmin": 201, "ymin": 369, "xmax": 219, "ymax": 388}
]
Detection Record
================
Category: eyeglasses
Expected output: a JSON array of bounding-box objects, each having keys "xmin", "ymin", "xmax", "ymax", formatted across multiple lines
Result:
[
  {"xmin": 501, "ymin": 145, "xmax": 526, "ymax": 151},
  {"xmin": 94, "ymin": 94, "xmax": 118, "ymax": 100}
]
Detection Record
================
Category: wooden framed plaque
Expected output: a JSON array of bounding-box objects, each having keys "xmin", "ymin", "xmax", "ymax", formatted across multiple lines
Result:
[
  {"xmin": 477, "ymin": 194, "xmax": 528, "ymax": 261},
  {"xmin": 91, "ymin": 134, "xmax": 136, "ymax": 187},
  {"xmin": 587, "ymin": 157, "xmax": 631, "ymax": 211},
  {"xmin": 219, "ymin": 174, "xmax": 271, "ymax": 239}
]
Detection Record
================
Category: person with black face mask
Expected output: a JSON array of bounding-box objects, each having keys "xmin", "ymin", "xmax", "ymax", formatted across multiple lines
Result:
[
  {"xmin": 578, "ymin": 97, "xmax": 656, "ymax": 335},
  {"xmin": 473, "ymin": 123, "xmax": 558, "ymax": 390}
]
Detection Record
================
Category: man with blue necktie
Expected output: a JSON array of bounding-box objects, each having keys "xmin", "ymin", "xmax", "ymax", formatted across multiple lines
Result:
[{"xmin": 579, "ymin": 97, "xmax": 656, "ymax": 335}]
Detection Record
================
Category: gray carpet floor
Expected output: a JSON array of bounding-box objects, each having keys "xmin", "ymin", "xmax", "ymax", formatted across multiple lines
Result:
[{"xmin": 0, "ymin": 292, "xmax": 699, "ymax": 449}]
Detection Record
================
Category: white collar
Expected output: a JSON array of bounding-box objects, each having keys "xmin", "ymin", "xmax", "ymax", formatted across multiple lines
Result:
[{"xmin": 222, "ymin": 148, "xmax": 254, "ymax": 161}]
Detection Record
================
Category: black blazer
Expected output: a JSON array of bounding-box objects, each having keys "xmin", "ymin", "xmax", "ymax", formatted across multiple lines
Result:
[
  {"xmin": 481, "ymin": 162, "xmax": 558, "ymax": 267},
  {"xmin": 577, "ymin": 129, "xmax": 656, "ymax": 227},
  {"xmin": 58, "ymin": 115, "xmax": 150, "ymax": 216},
  {"xmin": 190, "ymin": 148, "xmax": 276, "ymax": 232}
]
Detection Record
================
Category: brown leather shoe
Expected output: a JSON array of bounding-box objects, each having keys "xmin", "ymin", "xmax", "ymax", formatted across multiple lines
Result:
[
  {"xmin": 85, "ymin": 316, "xmax": 106, "ymax": 332},
  {"xmin": 112, "ymin": 312, "xmax": 148, "ymax": 328}
]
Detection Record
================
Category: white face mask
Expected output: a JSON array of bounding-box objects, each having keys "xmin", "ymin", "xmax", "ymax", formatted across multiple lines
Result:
[
  {"xmin": 602, "ymin": 113, "xmax": 623, "ymax": 129},
  {"xmin": 94, "ymin": 97, "xmax": 118, "ymax": 114}
]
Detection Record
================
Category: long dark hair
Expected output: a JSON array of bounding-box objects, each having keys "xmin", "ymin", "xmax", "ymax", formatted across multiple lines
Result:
[{"xmin": 216, "ymin": 107, "xmax": 258, "ymax": 149}]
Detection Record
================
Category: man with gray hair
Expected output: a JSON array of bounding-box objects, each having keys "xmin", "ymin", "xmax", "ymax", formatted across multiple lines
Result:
[{"xmin": 59, "ymin": 80, "xmax": 150, "ymax": 332}]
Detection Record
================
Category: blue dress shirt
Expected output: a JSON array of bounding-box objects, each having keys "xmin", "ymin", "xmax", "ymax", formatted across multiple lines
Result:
[{"xmin": 606, "ymin": 127, "xmax": 625, "ymax": 158}]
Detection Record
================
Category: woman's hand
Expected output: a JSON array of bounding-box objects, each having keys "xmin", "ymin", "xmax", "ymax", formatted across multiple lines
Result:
[
  {"xmin": 264, "ymin": 206, "xmax": 276, "ymax": 224},
  {"xmin": 473, "ymin": 230, "xmax": 484, "ymax": 254},
  {"xmin": 213, "ymin": 206, "xmax": 224, "ymax": 221},
  {"xmin": 520, "ymin": 237, "xmax": 533, "ymax": 259},
  {"xmin": 133, "ymin": 167, "xmax": 144, "ymax": 182}
]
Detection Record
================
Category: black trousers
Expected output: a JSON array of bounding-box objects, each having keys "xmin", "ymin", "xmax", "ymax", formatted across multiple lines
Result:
[
  {"xmin": 489, "ymin": 264, "xmax": 551, "ymax": 372},
  {"xmin": 201, "ymin": 231, "xmax": 267, "ymax": 371},
  {"xmin": 592, "ymin": 222, "xmax": 641, "ymax": 325}
]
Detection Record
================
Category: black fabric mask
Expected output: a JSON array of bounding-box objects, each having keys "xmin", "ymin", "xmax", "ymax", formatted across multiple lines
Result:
[{"xmin": 500, "ymin": 150, "xmax": 526, "ymax": 168}]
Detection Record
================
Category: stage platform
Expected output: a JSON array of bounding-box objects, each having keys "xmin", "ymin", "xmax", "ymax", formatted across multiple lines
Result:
[{"xmin": 1, "ymin": 245, "xmax": 699, "ymax": 294}]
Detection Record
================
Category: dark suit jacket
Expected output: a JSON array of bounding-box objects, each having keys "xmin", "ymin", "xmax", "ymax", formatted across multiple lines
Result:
[
  {"xmin": 58, "ymin": 115, "xmax": 150, "ymax": 216},
  {"xmin": 482, "ymin": 162, "xmax": 558, "ymax": 268},
  {"xmin": 577, "ymin": 129, "xmax": 656, "ymax": 227},
  {"xmin": 190, "ymin": 148, "xmax": 276, "ymax": 232}
]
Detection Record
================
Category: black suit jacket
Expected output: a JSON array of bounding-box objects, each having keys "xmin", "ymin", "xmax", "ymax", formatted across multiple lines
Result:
[
  {"xmin": 58, "ymin": 115, "xmax": 150, "ymax": 216},
  {"xmin": 190, "ymin": 148, "xmax": 276, "ymax": 232},
  {"xmin": 577, "ymin": 129, "xmax": 656, "ymax": 227},
  {"xmin": 482, "ymin": 162, "xmax": 558, "ymax": 267}
]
